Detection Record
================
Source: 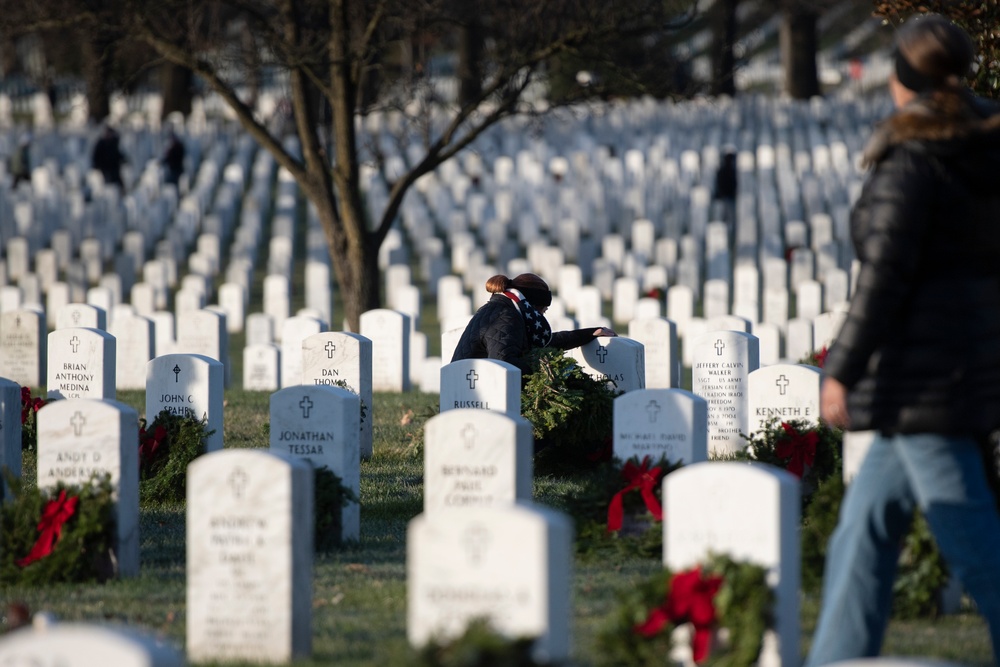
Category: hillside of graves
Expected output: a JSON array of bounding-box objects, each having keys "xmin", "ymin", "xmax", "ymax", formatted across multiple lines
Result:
[
  {"xmin": 1, "ymin": 74, "xmax": 998, "ymax": 664},
  {"xmin": 2, "ymin": 384, "xmax": 995, "ymax": 666}
]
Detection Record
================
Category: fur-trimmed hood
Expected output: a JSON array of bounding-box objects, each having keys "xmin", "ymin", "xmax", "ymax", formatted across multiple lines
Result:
[{"xmin": 862, "ymin": 90, "xmax": 1000, "ymax": 191}]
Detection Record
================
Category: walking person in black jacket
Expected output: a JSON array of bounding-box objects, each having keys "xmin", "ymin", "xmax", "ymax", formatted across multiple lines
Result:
[
  {"xmin": 807, "ymin": 15, "xmax": 1000, "ymax": 665},
  {"xmin": 451, "ymin": 273, "xmax": 616, "ymax": 376}
]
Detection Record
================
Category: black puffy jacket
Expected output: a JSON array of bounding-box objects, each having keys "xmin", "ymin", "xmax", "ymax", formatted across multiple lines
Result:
[
  {"xmin": 825, "ymin": 90, "xmax": 1000, "ymax": 435},
  {"xmin": 451, "ymin": 294, "xmax": 601, "ymax": 375}
]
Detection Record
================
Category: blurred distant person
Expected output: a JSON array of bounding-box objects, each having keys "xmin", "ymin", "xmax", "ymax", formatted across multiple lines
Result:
[
  {"xmin": 713, "ymin": 148, "xmax": 737, "ymax": 224},
  {"xmin": 161, "ymin": 129, "xmax": 185, "ymax": 190},
  {"xmin": 91, "ymin": 125, "xmax": 126, "ymax": 189},
  {"xmin": 9, "ymin": 133, "xmax": 30, "ymax": 189}
]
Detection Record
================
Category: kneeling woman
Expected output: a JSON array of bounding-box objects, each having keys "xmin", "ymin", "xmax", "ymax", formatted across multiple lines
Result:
[{"xmin": 451, "ymin": 273, "xmax": 616, "ymax": 376}]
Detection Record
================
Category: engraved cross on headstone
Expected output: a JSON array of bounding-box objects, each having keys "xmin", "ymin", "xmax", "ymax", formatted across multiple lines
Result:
[
  {"xmin": 14, "ymin": 315, "xmax": 20, "ymax": 328},
  {"xmin": 229, "ymin": 467, "xmax": 248, "ymax": 499},
  {"xmin": 300, "ymin": 396, "xmax": 314, "ymax": 418},
  {"xmin": 466, "ymin": 370, "xmax": 479, "ymax": 389},
  {"xmin": 173, "ymin": 364, "xmax": 181, "ymax": 382},
  {"xmin": 325, "ymin": 341, "xmax": 337, "ymax": 359},
  {"xmin": 72, "ymin": 310, "xmax": 81, "ymax": 325},
  {"xmin": 597, "ymin": 345, "xmax": 608, "ymax": 363},
  {"xmin": 70, "ymin": 335, "xmax": 80, "ymax": 353},
  {"xmin": 646, "ymin": 400, "xmax": 662, "ymax": 423},
  {"xmin": 462, "ymin": 423, "xmax": 476, "ymax": 449},
  {"xmin": 71, "ymin": 411, "xmax": 86, "ymax": 436},
  {"xmin": 462, "ymin": 524, "xmax": 490, "ymax": 566},
  {"xmin": 776, "ymin": 374, "xmax": 790, "ymax": 396},
  {"xmin": 715, "ymin": 339, "xmax": 725, "ymax": 356}
]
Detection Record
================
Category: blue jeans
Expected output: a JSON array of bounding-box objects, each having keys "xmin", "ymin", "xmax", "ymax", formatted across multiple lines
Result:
[{"xmin": 806, "ymin": 433, "xmax": 1000, "ymax": 665}]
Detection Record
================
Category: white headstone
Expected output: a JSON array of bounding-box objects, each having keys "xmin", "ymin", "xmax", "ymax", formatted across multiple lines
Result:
[
  {"xmin": 748, "ymin": 364, "xmax": 822, "ymax": 436},
  {"xmin": 47, "ymin": 328, "xmax": 116, "ymax": 400},
  {"xmin": 423, "ymin": 409, "xmax": 533, "ymax": 513},
  {"xmin": 691, "ymin": 330, "xmax": 760, "ymax": 455},
  {"xmin": 627, "ymin": 317, "xmax": 680, "ymax": 389},
  {"xmin": 613, "ymin": 388, "xmax": 708, "ymax": 465},
  {"xmin": 359, "ymin": 309, "xmax": 411, "ymax": 392},
  {"xmin": 37, "ymin": 398, "xmax": 140, "ymax": 577},
  {"xmin": 270, "ymin": 384, "xmax": 360, "ymax": 540},
  {"xmin": 243, "ymin": 343, "xmax": 281, "ymax": 392},
  {"xmin": 0, "ymin": 310, "xmax": 46, "ymax": 387},
  {"xmin": 439, "ymin": 359, "xmax": 521, "ymax": 415},
  {"xmin": 570, "ymin": 337, "xmax": 645, "ymax": 393},
  {"xmin": 109, "ymin": 313, "xmax": 155, "ymax": 390},
  {"xmin": 187, "ymin": 449, "xmax": 313, "ymax": 663},
  {"xmin": 664, "ymin": 462, "xmax": 800, "ymax": 667},
  {"xmin": 407, "ymin": 504, "xmax": 572, "ymax": 663},
  {"xmin": 55, "ymin": 304, "xmax": 108, "ymax": 331},
  {"xmin": 146, "ymin": 354, "xmax": 224, "ymax": 452},
  {"xmin": 0, "ymin": 622, "xmax": 184, "ymax": 667},
  {"xmin": 280, "ymin": 315, "xmax": 325, "ymax": 388},
  {"xmin": 301, "ymin": 332, "xmax": 374, "ymax": 459},
  {"xmin": 175, "ymin": 309, "xmax": 230, "ymax": 388}
]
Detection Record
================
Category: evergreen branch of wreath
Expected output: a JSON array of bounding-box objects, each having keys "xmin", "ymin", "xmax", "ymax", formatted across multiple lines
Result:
[
  {"xmin": 727, "ymin": 417, "xmax": 842, "ymax": 511},
  {"xmin": 19, "ymin": 386, "xmax": 49, "ymax": 452},
  {"xmin": 139, "ymin": 408, "xmax": 213, "ymax": 505},
  {"xmin": 800, "ymin": 471, "xmax": 949, "ymax": 617},
  {"xmin": 413, "ymin": 618, "xmax": 547, "ymax": 667},
  {"xmin": 330, "ymin": 379, "xmax": 369, "ymax": 428},
  {"xmin": 1, "ymin": 471, "xmax": 117, "ymax": 586},
  {"xmin": 314, "ymin": 465, "xmax": 359, "ymax": 551},
  {"xmin": 562, "ymin": 454, "xmax": 683, "ymax": 560},
  {"xmin": 521, "ymin": 347, "xmax": 621, "ymax": 475},
  {"xmin": 595, "ymin": 553, "xmax": 773, "ymax": 667}
]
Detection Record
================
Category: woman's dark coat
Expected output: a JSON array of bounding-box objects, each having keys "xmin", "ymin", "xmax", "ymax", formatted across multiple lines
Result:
[
  {"xmin": 451, "ymin": 294, "xmax": 600, "ymax": 375},
  {"xmin": 824, "ymin": 90, "xmax": 1000, "ymax": 436}
]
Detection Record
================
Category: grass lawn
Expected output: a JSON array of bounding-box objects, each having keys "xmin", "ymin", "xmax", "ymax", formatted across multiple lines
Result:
[{"xmin": 1, "ymin": 388, "xmax": 994, "ymax": 666}]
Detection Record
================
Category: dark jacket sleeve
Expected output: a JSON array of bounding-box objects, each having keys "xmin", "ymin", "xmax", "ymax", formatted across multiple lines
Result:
[
  {"xmin": 823, "ymin": 146, "xmax": 938, "ymax": 388},
  {"xmin": 549, "ymin": 327, "xmax": 601, "ymax": 351}
]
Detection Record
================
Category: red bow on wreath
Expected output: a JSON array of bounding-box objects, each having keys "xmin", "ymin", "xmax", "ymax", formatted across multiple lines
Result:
[
  {"xmin": 139, "ymin": 425, "xmax": 169, "ymax": 466},
  {"xmin": 634, "ymin": 567, "xmax": 724, "ymax": 663},
  {"xmin": 17, "ymin": 490, "xmax": 79, "ymax": 567},
  {"xmin": 775, "ymin": 421, "xmax": 818, "ymax": 478},
  {"xmin": 607, "ymin": 456, "xmax": 663, "ymax": 532}
]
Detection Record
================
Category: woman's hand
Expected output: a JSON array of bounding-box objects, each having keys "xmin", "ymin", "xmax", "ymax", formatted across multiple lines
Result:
[
  {"xmin": 821, "ymin": 377, "xmax": 850, "ymax": 428},
  {"xmin": 593, "ymin": 327, "xmax": 617, "ymax": 337}
]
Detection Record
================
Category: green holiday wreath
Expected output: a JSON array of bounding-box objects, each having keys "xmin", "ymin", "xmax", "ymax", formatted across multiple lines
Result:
[
  {"xmin": 19, "ymin": 386, "xmax": 49, "ymax": 451},
  {"xmin": 595, "ymin": 553, "xmax": 773, "ymax": 667},
  {"xmin": 521, "ymin": 347, "xmax": 621, "ymax": 475},
  {"xmin": 1, "ymin": 472, "xmax": 117, "ymax": 586},
  {"xmin": 733, "ymin": 418, "xmax": 842, "ymax": 510},
  {"xmin": 800, "ymin": 471, "xmax": 949, "ymax": 617},
  {"xmin": 563, "ymin": 454, "xmax": 683, "ymax": 560},
  {"xmin": 139, "ymin": 408, "xmax": 214, "ymax": 504},
  {"xmin": 314, "ymin": 465, "xmax": 359, "ymax": 551},
  {"xmin": 413, "ymin": 618, "xmax": 547, "ymax": 667}
]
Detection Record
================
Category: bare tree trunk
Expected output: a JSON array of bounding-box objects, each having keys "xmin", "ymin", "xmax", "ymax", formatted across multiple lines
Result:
[
  {"xmin": 328, "ymin": 0, "xmax": 380, "ymax": 331},
  {"xmin": 709, "ymin": 0, "xmax": 739, "ymax": 97},
  {"xmin": 160, "ymin": 62, "xmax": 193, "ymax": 120},
  {"xmin": 457, "ymin": 18, "xmax": 483, "ymax": 106},
  {"xmin": 780, "ymin": 3, "xmax": 820, "ymax": 99},
  {"xmin": 80, "ymin": 29, "xmax": 113, "ymax": 123}
]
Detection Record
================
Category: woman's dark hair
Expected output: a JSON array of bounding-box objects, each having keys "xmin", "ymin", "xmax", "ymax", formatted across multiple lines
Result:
[
  {"xmin": 895, "ymin": 14, "xmax": 974, "ymax": 92},
  {"xmin": 486, "ymin": 273, "xmax": 552, "ymax": 309}
]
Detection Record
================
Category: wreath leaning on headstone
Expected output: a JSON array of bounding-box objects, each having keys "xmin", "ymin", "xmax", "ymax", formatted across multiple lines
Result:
[
  {"xmin": 521, "ymin": 347, "xmax": 621, "ymax": 475},
  {"xmin": 139, "ymin": 408, "xmax": 214, "ymax": 504},
  {"xmin": 19, "ymin": 386, "xmax": 49, "ymax": 451},
  {"xmin": 732, "ymin": 418, "xmax": 843, "ymax": 510},
  {"xmin": 595, "ymin": 553, "xmax": 773, "ymax": 667},
  {"xmin": 314, "ymin": 465, "xmax": 359, "ymax": 551},
  {"xmin": 412, "ymin": 618, "xmax": 546, "ymax": 667},
  {"xmin": 0, "ymin": 472, "xmax": 117, "ymax": 586},
  {"xmin": 563, "ymin": 454, "xmax": 683, "ymax": 560}
]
